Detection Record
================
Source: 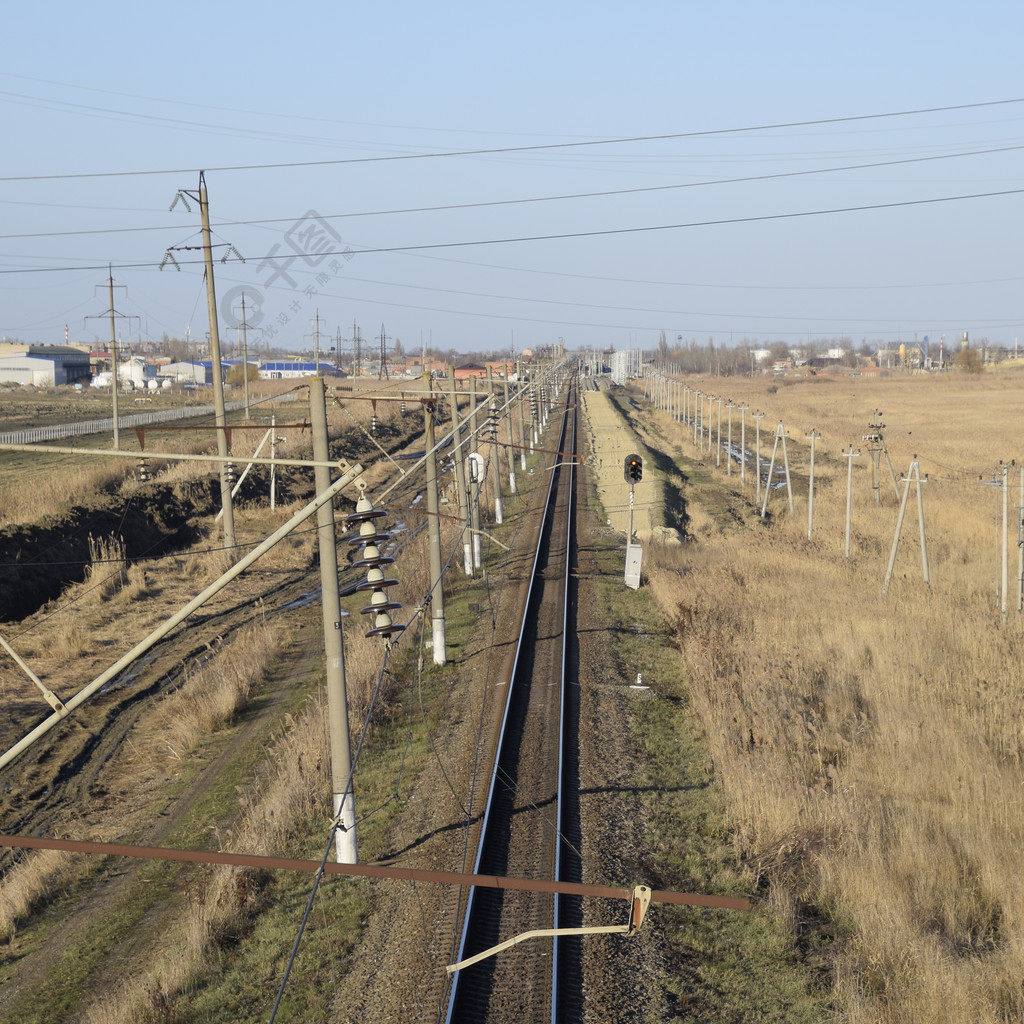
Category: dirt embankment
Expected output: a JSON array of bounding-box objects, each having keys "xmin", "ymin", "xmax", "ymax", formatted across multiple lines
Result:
[
  {"xmin": 0, "ymin": 412, "xmax": 423, "ymax": 624},
  {"xmin": 580, "ymin": 387, "xmax": 682, "ymax": 545}
]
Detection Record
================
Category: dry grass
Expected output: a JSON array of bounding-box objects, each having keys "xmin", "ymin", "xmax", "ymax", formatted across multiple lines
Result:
[
  {"xmin": 636, "ymin": 365, "xmax": 1024, "ymax": 1023},
  {"xmin": 156, "ymin": 614, "xmax": 282, "ymax": 761},
  {"xmin": 0, "ymin": 458, "xmax": 129, "ymax": 528},
  {"xmin": 80, "ymin": 696, "xmax": 333, "ymax": 1024},
  {"xmin": 0, "ymin": 848, "xmax": 81, "ymax": 943}
]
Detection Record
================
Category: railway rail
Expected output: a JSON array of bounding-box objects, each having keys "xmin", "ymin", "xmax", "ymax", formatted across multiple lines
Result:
[{"xmin": 446, "ymin": 371, "xmax": 581, "ymax": 1024}]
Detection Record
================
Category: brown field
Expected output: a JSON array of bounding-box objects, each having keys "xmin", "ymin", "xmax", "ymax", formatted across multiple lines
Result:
[{"xmin": 604, "ymin": 364, "xmax": 1024, "ymax": 1023}]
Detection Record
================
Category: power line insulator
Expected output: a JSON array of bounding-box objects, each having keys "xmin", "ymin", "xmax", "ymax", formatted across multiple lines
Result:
[
  {"xmin": 136, "ymin": 458, "xmax": 150, "ymax": 483},
  {"xmin": 344, "ymin": 496, "xmax": 403, "ymax": 638},
  {"xmin": 224, "ymin": 462, "xmax": 237, "ymax": 485}
]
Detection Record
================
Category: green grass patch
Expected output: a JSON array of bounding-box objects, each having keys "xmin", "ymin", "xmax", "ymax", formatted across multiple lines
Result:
[{"xmin": 590, "ymin": 570, "xmax": 832, "ymax": 1022}]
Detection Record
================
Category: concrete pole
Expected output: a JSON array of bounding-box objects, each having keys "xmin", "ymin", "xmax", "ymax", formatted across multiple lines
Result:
[
  {"xmin": 516, "ymin": 363, "xmax": 527, "ymax": 471},
  {"xmin": 806, "ymin": 429, "xmax": 820, "ymax": 539},
  {"xmin": 726, "ymin": 401, "xmax": 734, "ymax": 476},
  {"xmin": 487, "ymin": 367, "xmax": 503, "ymax": 525},
  {"xmin": 448, "ymin": 371, "xmax": 472, "ymax": 575},
  {"xmin": 1018, "ymin": 469, "xmax": 1024, "ymax": 613},
  {"xmin": 198, "ymin": 171, "xmax": 236, "ymax": 559},
  {"xmin": 503, "ymin": 365, "xmax": 517, "ymax": 494},
  {"xmin": 754, "ymin": 411, "xmax": 764, "ymax": 506},
  {"xmin": 739, "ymin": 404, "xmax": 748, "ymax": 484},
  {"xmin": 1002, "ymin": 463, "xmax": 1009, "ymax": 615},
  {"xmin": 309, "ymin": 377, "xmax": 358, "ymax": 864},
  {"xmin": 844, "ymin": 447, "xmax": 860, "ymax": 559},
  {"xmin": 716, "ymin": 397, "xmax": 722, "ymax": 468},
  {"xmin": 423, "ymin": 373, "xmax": 447, "ymax": 664}
]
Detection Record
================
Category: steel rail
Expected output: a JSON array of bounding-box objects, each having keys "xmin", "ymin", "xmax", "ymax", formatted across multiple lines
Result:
[{"xmin": 446, "ymin": 369, "xmax": 576, "ymax": 1023}]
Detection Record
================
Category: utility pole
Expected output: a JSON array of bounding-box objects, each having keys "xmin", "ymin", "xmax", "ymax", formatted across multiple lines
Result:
[
  {"xmin": 726, "ymin": 400, "xmax": 735, "ymax": 476},
  {"xmin": 424, "ymin": 368, "xmax": 447, "ymax": 663},
  {"xmin": 85, "ymin": 268, "xmax": 137, "ymax": 450},
  {"xmin": 516, "ymin": 362, "xmax": 527, "ymax": 471},
  {"xmin": 1001, "ymin": 463, "xmax": 1010, "ymax": 616},
  {"xmin": 844, "ymin": 447, "xmax": 861, "ymax": 559},
  {"xmin": 503, "ymin": 366, "xmax": 517, "ymax": 493},
  {"xmin": 239, "ymin": 292, "xmax": 251, "ymax": 419},
  {"xmin": 806, "ymin": 429, "xmax": 822, "ymax": 539},
  {"xmin": 309, "ymin": 376, "xmax": 357, "ymax": 863},
  {"xmin": 449, "ymin": 371, "xmax": 472, "ymax": 575},
  {"xmin": 487, "ymin": 367, "xmax": 503, "ymax": 525},
  {"xmin": 168, "ymin": 172, "xmax": 237, "ymax": 557},
  {"xmin": 882, "ymin": 459, "xmax": 930, "ymax": 594},
  {"xmin": 199, "ymin": 173, "xmax": 236, "ymax": 559},
  {"xmin": 716, "ymin": 396, "xmax": 723, "ymax": 468},
  {"xmin": 108, "ymin": 269, "xmax": 121, "ymax": 449},
  {"xmin": 1018, "ymin": 467, "xmax": 1024, "ymax": 613},
  {"xmin": 378, "ymin": 323, "xmax": 389, "ymax": 380},
  {"xmin": 760, "ymin": 423, "xmax": 793, "ymax": 519},
  {"xmin": 753, "ymin": 410, "xmax": 765, "ymax": 505},
  {"xmin": 863, "ymin": 409, "xmax": 900, "ymax": 505},
  {"xmin": 311, "ymin": 310, "xmax": 323, "ymax": 373},
  {"xmin": 738, "ymin": 403, "xmax": 748, "ymax": 483}
]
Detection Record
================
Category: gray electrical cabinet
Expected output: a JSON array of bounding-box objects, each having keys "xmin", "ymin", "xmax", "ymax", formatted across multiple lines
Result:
[{"xmin": 624, "ymin": 543, "xmax": 643, "ymax": 589}]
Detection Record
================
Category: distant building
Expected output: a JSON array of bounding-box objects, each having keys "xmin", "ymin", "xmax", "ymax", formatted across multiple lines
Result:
[
  {"xmin": 0, "ymin": 345, "xmax": 91, "ymax": 386},
  {"xmin": 257, "ymin": 361, "xmax": 344, "ymax": 380},
  {"xmin": 453, "ymin": 362, "xmax": 487, "ymax": 381},
  {"xmin": 164, "ymin": 361, "xmax": 214, "ymax": 385}
]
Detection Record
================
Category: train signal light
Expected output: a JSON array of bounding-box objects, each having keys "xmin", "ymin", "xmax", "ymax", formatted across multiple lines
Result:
[{"xmin": 624, "ymin": 454, "xmax": 643, "ymax": 484}]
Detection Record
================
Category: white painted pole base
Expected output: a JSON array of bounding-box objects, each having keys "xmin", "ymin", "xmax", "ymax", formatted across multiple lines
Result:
[
  {"xmin": 432, "ymin": 616, "xmax": 447, "ymax": 666},
  {"xmin": 333, "ymin": 792, "xmax": 358, "ymax": 864}
]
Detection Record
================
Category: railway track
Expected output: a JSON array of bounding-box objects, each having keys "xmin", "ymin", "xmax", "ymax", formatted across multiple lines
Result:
[{"xmin": 446, "ymin": 371, "xmax": 581, "ymax": 1024}]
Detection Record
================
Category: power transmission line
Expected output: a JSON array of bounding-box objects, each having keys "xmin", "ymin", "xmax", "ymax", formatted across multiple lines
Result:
[
  {"xmin": 2, "ymin": 96, "xmax": 1022, "ymax": 182},
  {"xmin": 3, "ymin": 185, "xmax": 1023, "ymax": 278}
]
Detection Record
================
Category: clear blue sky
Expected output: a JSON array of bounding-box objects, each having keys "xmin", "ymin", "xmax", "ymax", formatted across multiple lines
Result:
[{"xmin": 2, "ymin": 0, "xmax": 1022, "ymax": 357}]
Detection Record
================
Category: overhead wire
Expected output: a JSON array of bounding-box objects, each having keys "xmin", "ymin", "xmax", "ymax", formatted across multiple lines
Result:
[
  {"xmin": 4, "ymin": 140, "xmax": 1024, "ymax": 242},
  {"xmin": 3, "ymin": 96, "xmax": 1023, "ymax": 182},
  {"xmin": 3, "ymin": 185, "xmax": 1022, "ymax": 280}
]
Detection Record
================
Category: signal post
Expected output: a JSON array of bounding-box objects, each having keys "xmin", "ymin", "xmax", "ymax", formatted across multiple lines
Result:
[{"xmin": 624, "ymin": 453, "xmax": 643, "ymax": 589}]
